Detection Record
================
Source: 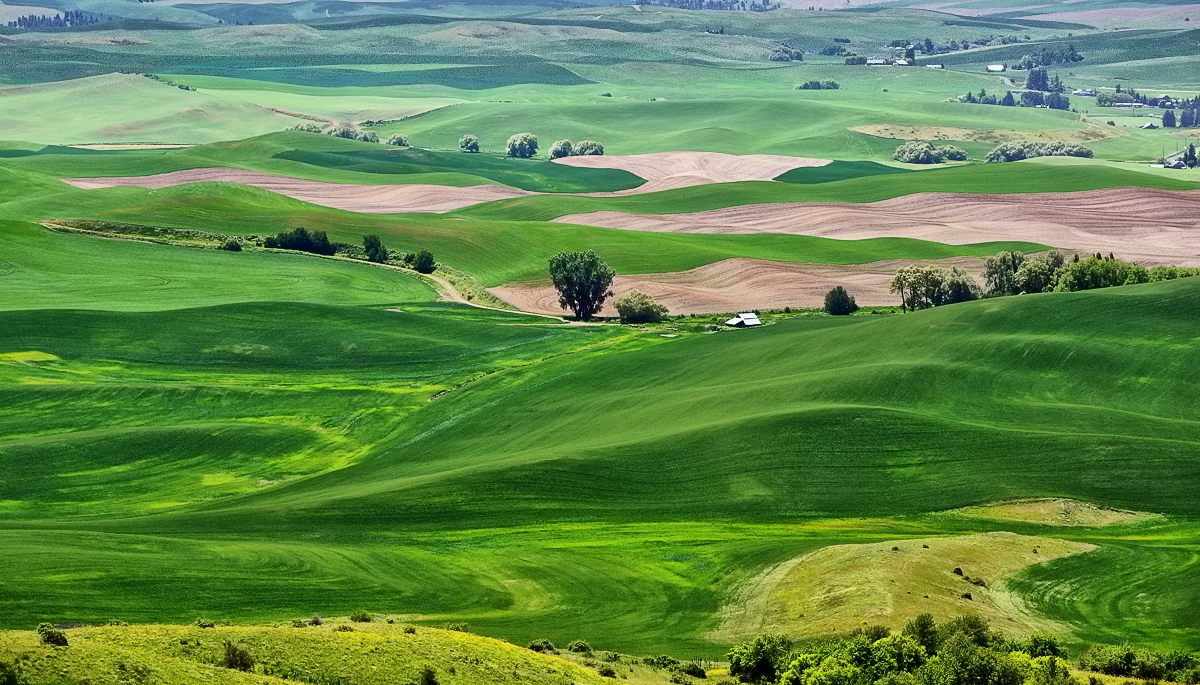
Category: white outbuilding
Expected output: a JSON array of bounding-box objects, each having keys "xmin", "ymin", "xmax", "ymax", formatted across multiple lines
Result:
[
  {"xmin": 986, "ymin": 64, "xmax": 1006, "ymax": 72},
  {"xmin": 725, "ymin": 313, "xmax": 762, "ymax": 327}
]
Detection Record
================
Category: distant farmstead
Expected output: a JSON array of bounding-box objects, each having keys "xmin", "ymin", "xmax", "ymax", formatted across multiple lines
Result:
[{"xmin": 725, "ymin": 313, "xmax": 762, "ymax": 327}]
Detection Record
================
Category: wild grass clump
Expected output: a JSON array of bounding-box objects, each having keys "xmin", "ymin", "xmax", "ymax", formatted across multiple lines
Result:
[
  {"xmin": 36, "ymin": 623, "xmax": 68, "ymax": 647},
  {"xmin": 441, "ymin": 622, "xmax": 470, "ymax": 633}
]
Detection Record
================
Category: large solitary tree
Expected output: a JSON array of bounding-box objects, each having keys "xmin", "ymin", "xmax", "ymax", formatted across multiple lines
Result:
[{"xmin": 548, "ymin": 251, "xmax": 615, "ymax": 320}]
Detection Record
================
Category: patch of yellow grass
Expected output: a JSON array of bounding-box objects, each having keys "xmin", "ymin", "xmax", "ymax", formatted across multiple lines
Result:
[
  {"xmin": 850, "ymin": 123, "xmax": 1122, "ymax": 145},
  {"xmin": 713, "ymin": 532, "xmax": 1094, "ymax": 641},
  {"xmin": 0, "ymin": 351, "xmax": 60, "ymax": 363},
  {"xmin": 949, "ymin": 499, "xmax": 1157, "ymax": 527}
]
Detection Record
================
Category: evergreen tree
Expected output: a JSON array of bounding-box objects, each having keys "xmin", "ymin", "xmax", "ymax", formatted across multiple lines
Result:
[
  {"xmin": 1025, "ymin": 67, "xmax": 1049, "ymax": 92},
  {"xmin": 1000, "ymin": 91, "xmax": 1016, "ymax": 107},
  {"xmin": 1163, "ymin": 110, "xmax": 1176, "ymax": 128}
]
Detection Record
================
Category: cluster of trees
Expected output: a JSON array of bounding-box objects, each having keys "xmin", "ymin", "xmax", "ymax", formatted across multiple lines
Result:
[
  {"xmin": 1094, "ymin": 84, "xmax": 1152, "ymax": 107},
  {"xmin": 1012, "ymin": 44, "xmax": 1083, "ymax": 70},
  {"xmin": 6, "ymin": 10, "xmax": 100, "ymax": 29},
  {"xmin": 961, "ymin": 87, "xmax": 1069, "ymax": 111},
  {"xmin": 360, "ymin": 235, "xmax": 435, "ymax": 272},
  {"xmin": 286, "ymin": 123, "xmax": 380, "ymax": 143},
  {"xmin": 770, "ymin": 46, "xmax": 805, "ymax": 62},
  {"xmin": 1079, "ymin": 643, "xmax": 1200, "ymax": 683},
  {"xmin": 984, "ymin": 250, "xmax": 1199, "ymax": 297},
  {"xmin": 637, "ymin": 0, "xmax": 780, "ymax": 9},
  {"xmin": 898, "ymin": 35, "xmax": 1028, "ymax": 56},
  {"xmin": 888, "ymin": 266, "xmax": 979, "ymax": 312},
  {"xmin": 1023, "ymin": 68, "xmax": 1066, "ymax": 94},
  {"xmin": 549, "ymin": 251, "xmax": 615, "ymax": 320},
  {"xmin": 264, "ymin": 228, "xmax": 336, "ymax": 256},
  {"xmin": 385, "ymin": 134, "xmax": 408, "ymax": 147},
  {"xmin": 798, "ymin": 81, "xmax": 839, "ymax": 90},
  {"xmin": 727, "ymin": 615, "xmax": 1081, "ymax": 685},
  {"xmin": 893, "ymin": 142, "xmax": 967, "ymax": 164},
  {"xmin": 984, "ymin": 141, "xmax": 1092, "ymax": 163},
  {"xmin": 459, "ymin": 134, "xmax": 480, "ymax": 153},
  {"xmin": 1162, "ymin": 98, "xmax": 1200, "ymax": 129},
  {"xmin": 1180, "ymin": 144, "xmax": 1198, "ymax": 168},
  {"xmin": 547, "ymin": 139, "xmax": 604, "ymax": 160}
]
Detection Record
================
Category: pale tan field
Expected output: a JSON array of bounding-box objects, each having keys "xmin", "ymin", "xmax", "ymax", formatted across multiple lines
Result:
[
  {"xmin": 556, "ymin": 152, "xmax": 832, "ymax": 194},
  {"xmin": 554, "ymin": 187, "xmax": 1200, "ymax": 265},
  {"xmin": 63, "ymin": 169, "xmax": 532, "ymax": 213},
  {"xmin": 949, "ymin": 499, "xmax": 1160, "ymax": 527},
  {"xmin": 713, "ymin": 532, "xmax": 1095, "ymax": 642}
]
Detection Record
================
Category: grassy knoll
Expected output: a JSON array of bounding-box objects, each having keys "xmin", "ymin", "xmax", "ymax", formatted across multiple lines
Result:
[
  {"xmin": 4, "ymin": 276, "xmax": 1200, "ymax": 651},
  {"xmin": 0, "ymin": 221, "xmax": 436, "ymax": 311},
  {"xmin": 0, "ymin": 622, "xmax": 614, "ymax": 685}
]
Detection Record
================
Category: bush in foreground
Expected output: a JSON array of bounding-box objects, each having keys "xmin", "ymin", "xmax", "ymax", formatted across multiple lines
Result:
[
  {"xmin": 36, "ymin": 623, "xmax": 68, "ymax": 647},
  {"xmin": 459, "ymin": 134, "xmax": 480, "ymax": 153},
  {"xmin": 506, "ymin": 132, "xmax": 539, "ymax": 158},
  {"xmin": 615, "ymin": 291, "xmax": 668, "ymax": 323},
  {"xmin": 823, "ymin": 286, "xmax": 858, "ymax": 315}
]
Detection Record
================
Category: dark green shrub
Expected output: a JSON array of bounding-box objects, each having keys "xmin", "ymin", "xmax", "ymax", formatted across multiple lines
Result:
[
  {"xmin": 219, "ymin": 641, "xmax": 254, "ymax": 671},
  {"xmin": 823, "ymin": 286, "xmax": 858, "ymax": 315},
  {"xmin": 414, "ymin": 665, "xmax": 438, "ymax": 685},
  {"xmin": 567, "ymin": 640, "xmax": 593, "ymax": 653},
  {"xmin": 441, "ymin": 622, "xmax": 469, "ymax": 633},
  {"xmin": 218, "ymin": 240, "xmax": 241, "ymax": 252},
  {"xmin": 362, "ymin": 235, "xmax": 387, "ymax": 263},
  {"xmin": 645, "ymin": 655, "xmax": 680, "ymax": 669},
  {"xmin": 0, "ymin": 655, "xmax": 18, "ymax": 685},
  {"xmin": 195, "ymin": 618, "xmax": 216, "ymax": 629},
  {"xmin": 598, "ymin": 664, "xmax": 618, "ymax": 678},
  {"xmin": 528, "ymin": 639, "xmax": 557, "ymax": 652},
  {"xmin": 414, "ymin": 250, "xmax": 436, "ymax": 274},
  {"xmin": 333, "ymin": 624, "xmax": 354, "ymax": 632},
  {"xmin": 349, "ymin": 609, "xmax": 372, "ymax": 623},
  {"xmin": 902, "ymin": 613, "xmax": 939, "ymax": 655},
  {"xmin": 308, "ymin": 616, "xmax": 323, "ymax": 626},
  {"xmin": 403, "ymin": 624, "xmax": 417, "ymax": 634},
  {"xmin": 264, "ymin": 227, "xmax": 336, "ymax": 256},
  {"xmin": 459, "ymin": 134, "xmax": 480, "ymax": 153},
  {"xmin": 36, "ymin": 623, "xmax": 68, "ymax": 647},
  {"xmin": 291, "ymin": 619, "xmax": 306, "ymax": 628},
  {"xmin": 678, "ymin": 661, "xmax": 707, "ymax": 678}
]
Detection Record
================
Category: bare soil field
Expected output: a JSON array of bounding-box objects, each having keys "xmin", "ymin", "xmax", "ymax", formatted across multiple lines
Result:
[
  {"xmin": 555, "ymin": 152, "xmax": 832, "ymax": 194},
  {"xmin": 489, "ymin": 256, "xmax": 982, "ymax": 316},
  {"xmin": 63, "ymin": 168, "xmax": 532, "ymax": 213},
  {"xmin": 554, "ymin": 187, "xmax": 1200, "ymax": 265}
]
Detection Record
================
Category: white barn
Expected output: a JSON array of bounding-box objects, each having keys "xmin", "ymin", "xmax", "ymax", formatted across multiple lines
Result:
[{"xmin": 725, "ymin": 313, "xmax": 762, "ymax": 327}]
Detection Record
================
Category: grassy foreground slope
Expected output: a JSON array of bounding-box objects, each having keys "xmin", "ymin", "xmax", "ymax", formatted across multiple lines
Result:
[
  {"xmin": 0, "ymin": 622, "xmax": 611, "ymax": 685},
  {"xmin": 3, "ymin": 275, "xmax": 1200, "ymax": 651}
]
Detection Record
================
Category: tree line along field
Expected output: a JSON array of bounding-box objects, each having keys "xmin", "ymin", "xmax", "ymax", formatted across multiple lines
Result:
[{"xmin": 3, "ymin": 0, "xmax": 1200, "ymax": 678}]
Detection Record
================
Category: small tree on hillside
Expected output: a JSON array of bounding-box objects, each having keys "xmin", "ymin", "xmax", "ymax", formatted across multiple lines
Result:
[
  {"xmin": 614, "ymin": 291, "xmax": 668, "ymax": 323},
  {"xmin": 459, "ymin": 134, "xmax": 480, "ymax": 153},
  {"xmin": 506, "ymin": 132, "xmax": 539, "ymax": 158},
  {"xmin": 363, "ymin": 234, "xmax": 387, "ymax": 263},
  {"xmin": 548, "ymin": 139, "xmax": 574, "ymax": 160},
  {"xmin": 548, "ymin": 250, "xmax": 615, "ymax": 320},
  {"xmin": 823, "ymin": 286, "xmax": 859, "ymax": 315},
  {"xmin": 385, "ymin": 134, "xmax": 409, "ymax": 146},
  {"xmin": 414, "ymin": 250, "xmax": 436, "ymax": 274}
]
